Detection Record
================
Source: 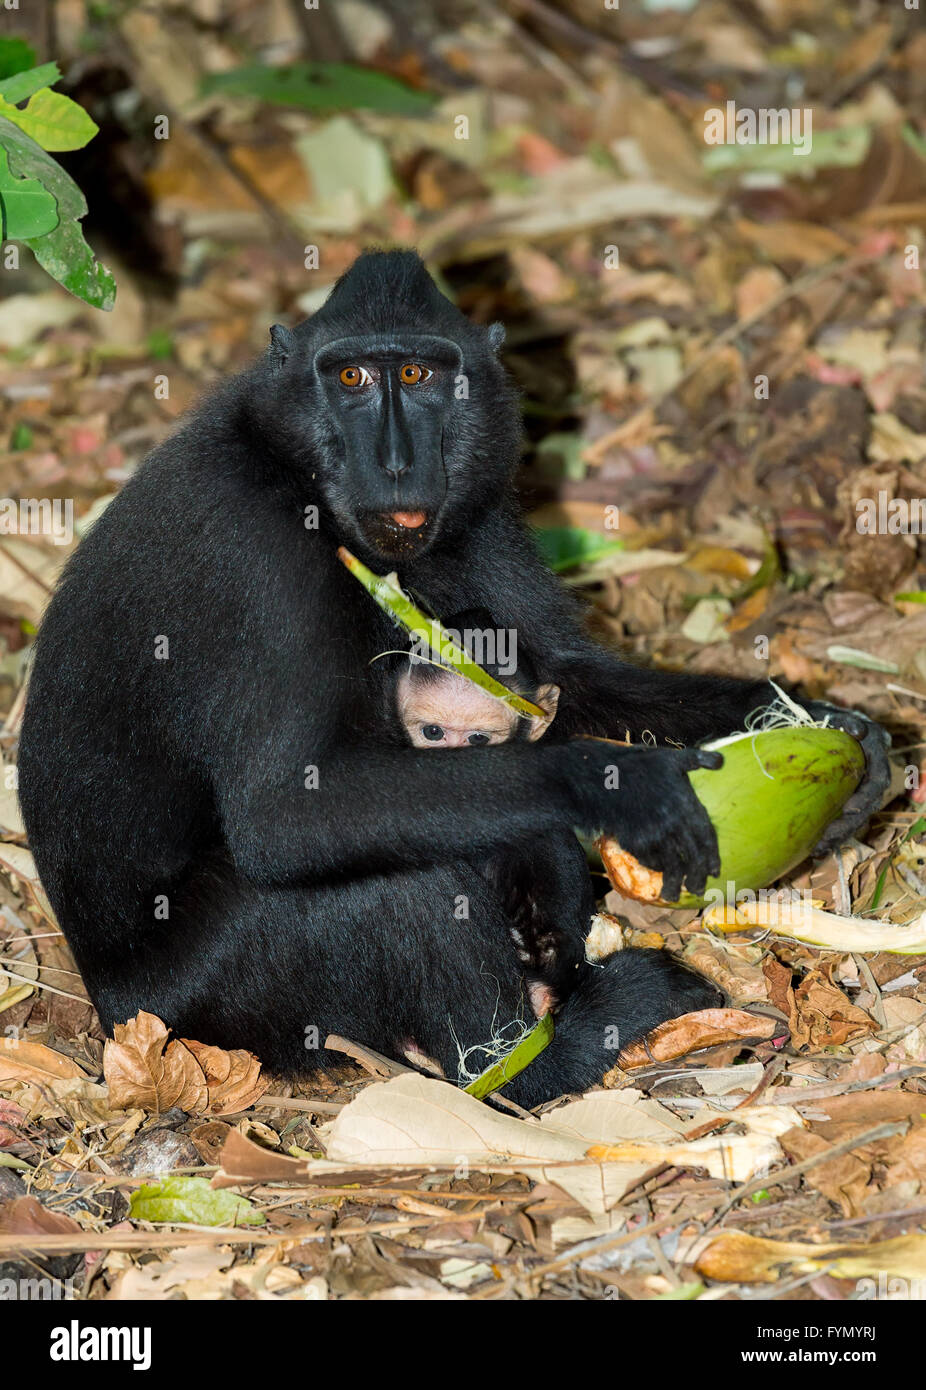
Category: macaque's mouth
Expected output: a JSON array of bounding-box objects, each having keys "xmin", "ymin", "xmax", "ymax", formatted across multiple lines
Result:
[{"xmin": 360, "ymin": 509, "xmax": 433, "ymax": 557}]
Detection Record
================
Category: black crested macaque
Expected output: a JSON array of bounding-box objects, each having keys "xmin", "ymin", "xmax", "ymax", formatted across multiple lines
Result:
[{"xmin": 18, "ymin": 250, "xmax": 890, "ymax": 1107}]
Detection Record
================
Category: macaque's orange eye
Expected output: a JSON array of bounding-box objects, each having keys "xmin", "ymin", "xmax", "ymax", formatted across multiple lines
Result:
[
  {"xmin": 339, "ymin": 365, "xmax": 371, "ymax": 388},
  {"xmin": 400, "ymin": 363, "xmax": 431, "ymax": 385}
]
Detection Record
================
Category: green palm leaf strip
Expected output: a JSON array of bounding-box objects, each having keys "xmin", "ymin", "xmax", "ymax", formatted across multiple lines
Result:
[
  {"xmin": 338, "ymin": 545, "xmax": 545, "ymax": 720},
  {"xmin": 464, "ymin": 1014, "xmax": 554, "ymax": 1099}
]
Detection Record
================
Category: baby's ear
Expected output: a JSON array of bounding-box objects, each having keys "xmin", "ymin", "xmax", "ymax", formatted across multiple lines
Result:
[{"xmin": 527, "ymin": 683, "xmax": 560, "ymax": 741}]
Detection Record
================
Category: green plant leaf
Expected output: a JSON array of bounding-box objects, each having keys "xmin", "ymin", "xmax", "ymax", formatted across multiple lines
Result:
[
  {"xmin": 0, "ymin": 61, "xmax": 61, "ymax": 104},
  {"xmin": 0, "ymin": 145, "xmax": 58, "ymax": 239},
  {"xmin": 0, "ymin": 114, "xmax": 115, "ymax": 309},
  {"xmin": 704, "ymin": 125, "xmax": 871, "ymax": 178},
  {"xmin": 201, "ymin": 62, "xmax": 434, "ymax": 115},
  {"xmin": 464, "ymin": 1013, "xmax": 554, "ymax": 1099},
  {"xmin": 0, "ymin": 38, "xmax": 36, "ymax": 80},
  {"xmin": 895, "ymin": 591, "xmax": 926, "ymax": 605},
  {"xmin": 129, "ymin": 1175, "xmax": 266, "ymax": 1227},
  {"xmin": 0, "ymin": 86, "xmax": 98, "ymax": 151},
  {"xmin": 531, "ymin": 524, "xmax": 625, "ymax": 573}
]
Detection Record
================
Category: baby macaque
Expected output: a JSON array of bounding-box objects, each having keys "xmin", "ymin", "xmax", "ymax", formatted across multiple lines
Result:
[
  {"xmin": 396, "ymin": 647, "xmax": 558, "ymax": 749},
  {"xmin": 394, "ymin": 611, "xmax": 589, "ymax": 1022}
]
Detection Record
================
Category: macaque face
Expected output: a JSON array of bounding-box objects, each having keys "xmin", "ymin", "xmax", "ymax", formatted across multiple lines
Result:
[{"xmin": 397, "ymin": 667, "xmax": 559, "ymax": 748}]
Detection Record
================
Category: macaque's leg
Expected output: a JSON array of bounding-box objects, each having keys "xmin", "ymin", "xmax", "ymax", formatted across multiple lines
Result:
[{"xmin": 484, "ymin": 829, "xmax": 596, "ymax": 1011}]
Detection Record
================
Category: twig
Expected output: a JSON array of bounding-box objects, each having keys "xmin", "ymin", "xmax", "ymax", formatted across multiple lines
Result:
[
  {"xmin": 324, "ymin": 1034, "xmax": 413, "ymax": 1079},
  {"xmin": 256, "ymin": 1095, "xmax": 345, "ymax": 1115},
  {"xmin": 767, "ymin": 1064, "xmax": 926, "ymax": 1105},
  {"xmin": 0, "ymin": 966, "xmax": 88, "ymax": 1002}
]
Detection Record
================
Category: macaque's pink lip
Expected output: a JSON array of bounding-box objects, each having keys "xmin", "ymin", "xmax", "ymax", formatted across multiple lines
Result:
[{"xmin": 388, "ymin": 511, "xmax": 428, "ymax": 529}]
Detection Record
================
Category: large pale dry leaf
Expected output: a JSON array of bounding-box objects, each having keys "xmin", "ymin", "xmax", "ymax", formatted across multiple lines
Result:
[
  {"xmin": 107, "ymin": 1242, "xmax": 324, "ymax": 1301},
  {"xmin": 106, "ymin": 1244, "xmax": 231, "ymax": 1300},
  {"xmin": 323, "ymin": 1075, "xmax": 795, "ymax": 1215},
  {"xmin": 327, "ymin": 1073, "xmax": 585, "ymax": 1167},
  {"xmin": 537, "ymin": 1089, "xmax": 690, "ymax": 1144},
  {"xmin": 618, "ymin": 1008, "xmax": 777, "ymax": 1069},
  {"xmin": 104, "ymin": 1011, "xmax": 207, "ymax": 1115},
  {"xmin": 324, "ymin": 1074, "xmax": 657, "ymax": 1215}
]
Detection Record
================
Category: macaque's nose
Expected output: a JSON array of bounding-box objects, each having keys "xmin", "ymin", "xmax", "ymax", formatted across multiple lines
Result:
[
  {"xmin": 383, "ymin": 453, "xmax": 411, "ymax": 481},
  {"xmin": 381, "ymin": 380, "xmax": 414, "ymax": 479},
  {"xmin": 443, "ymin": 730, "xmax": 471, "ymax": 747}
]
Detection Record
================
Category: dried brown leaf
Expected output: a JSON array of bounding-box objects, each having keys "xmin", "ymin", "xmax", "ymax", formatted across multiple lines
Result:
[
  {"xmin": 103, "ymin": 1011, "xmax": 207, "ymax": 1115},
  {"xmin": 618, "ymin": 1007, "xmax": 777, "ymax": 1069},
  {"xmin": 0, "ymin": 1038, "xmax": 90, "ymax": 1087}
]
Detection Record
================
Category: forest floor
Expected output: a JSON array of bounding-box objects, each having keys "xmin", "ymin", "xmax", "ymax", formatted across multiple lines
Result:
[{"xmin": 0, "ymin": 0, "xmax": 925, "ymax": 1302}]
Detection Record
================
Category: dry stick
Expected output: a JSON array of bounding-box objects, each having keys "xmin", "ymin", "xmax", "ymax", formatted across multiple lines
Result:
[
  {"xmin": 584, "ymin": 248, "xmax": 890, "ymax": 466},
  {"xmin": 766, "ymin": 1064, "xmax": 926, "ymax": 1105},
  {"xmin": 473, "ymin": 0, "xmax": 590, "ymax": 99},
  {"xmin": 1, "ymin": 679, "xmax": 28, "ymax": 738},
  {"xmin": 0, "ymin": 1229, "xmax": 288, "ymax": 1253},
  {"xmin": 0, "ymin": 1211, "xmax": 492, "ymax": 1256},
  {"xmin": 506, "ymin": 0, "xmax": 707, "ymax": 100},
  {"xmin": 256, "ymin": 1095, "xmax": 344, "ymax": 1116},
  {"xmin": 0, "ymin": 545, "xmax": 54, "ymax": 595},
  {"xmin": 0, "ymin": 966, "xmax": 88, "ymax": 1002},
  {"xmin": 324, "ymin": 1033, "xmax": 413, "ymax": 1079},
  {"xmin": 0, "ymin": 955, "xmax": 82, "ymax": 977},
  {"xmin": 825, "ymin": 1201, "xmax": 926, "ymax": 1233},
  {"xmin": 0, "ymin": 932, "xmax": 64, "ymax": 943}
]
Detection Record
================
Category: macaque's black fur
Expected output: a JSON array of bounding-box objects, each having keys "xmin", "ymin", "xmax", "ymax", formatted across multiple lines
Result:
[{"xmin": 18, "ymin": 251, "xmax": 888, "ymax": 1106}]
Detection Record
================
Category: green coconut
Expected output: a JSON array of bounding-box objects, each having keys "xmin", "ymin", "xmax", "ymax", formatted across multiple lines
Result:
[{"xmin": 599, "ymin": 725, "xmax": 866, "ymax": 909}]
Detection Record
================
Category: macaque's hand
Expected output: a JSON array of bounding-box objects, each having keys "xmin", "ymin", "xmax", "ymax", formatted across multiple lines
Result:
[
  {"xmin": 802, "ymin": 702, "xmax": 891, "ymax": 856},
  {"xmin": 556, "ymin": 740, "xmax": 723, "ymax": 900}
]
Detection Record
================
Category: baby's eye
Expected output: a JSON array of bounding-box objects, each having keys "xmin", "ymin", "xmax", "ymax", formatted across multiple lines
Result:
[
  {"xmin": 422, "ymin": 725, "xmax": 444, "ymax": 741},
  {"xmin": 467, "ymin": 732, "xmax": 490, "ymax": 746}
]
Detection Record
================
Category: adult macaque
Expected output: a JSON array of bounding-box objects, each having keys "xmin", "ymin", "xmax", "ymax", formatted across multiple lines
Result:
[{"xmin": 18, "ymin": 251, "xmax": 890, "ymax": 1105}]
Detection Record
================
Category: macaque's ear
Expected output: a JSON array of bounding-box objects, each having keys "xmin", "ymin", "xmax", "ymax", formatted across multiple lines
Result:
[
  {"xmin": 487, "ymin": 321, "xmax": 505, "ymax": 353},
  {"xmin": 269, "ymin": 323, "xmax": 295, "ymax": 368},
  {"xmin": 527, "ymin": 683, "xmax": 560, "ymax": 741}
]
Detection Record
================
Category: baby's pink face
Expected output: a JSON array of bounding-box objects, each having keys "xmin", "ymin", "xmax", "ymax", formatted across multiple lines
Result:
[{"xmin": 397, "ymin": 669, "xmax": 518, "ymax": 748}]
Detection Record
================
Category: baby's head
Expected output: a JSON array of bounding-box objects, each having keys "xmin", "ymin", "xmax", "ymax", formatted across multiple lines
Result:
[{"xmin": 396, "ymin": 610, "xmax": 558, "ymax": 749}]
